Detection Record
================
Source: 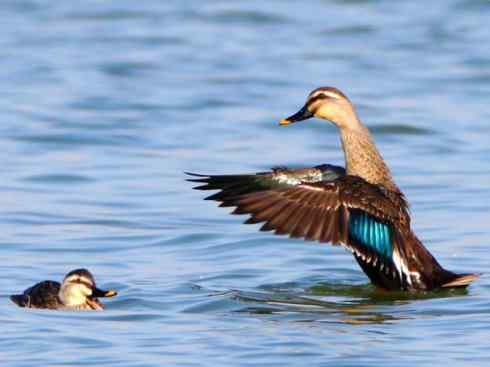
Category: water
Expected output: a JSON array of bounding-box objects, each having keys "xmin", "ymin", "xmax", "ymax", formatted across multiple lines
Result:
[{"xmin": 1, "ymin": 0, "xmax": 489, "ymax": 365}]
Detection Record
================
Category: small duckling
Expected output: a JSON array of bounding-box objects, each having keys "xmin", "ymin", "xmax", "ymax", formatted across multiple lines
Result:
[{"xmin": 10, "ymin": 268, "xmax": 117, "ymax": 310}]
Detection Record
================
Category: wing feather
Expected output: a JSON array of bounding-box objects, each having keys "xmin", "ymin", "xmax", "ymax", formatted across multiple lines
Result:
[{"xmin": 306, "ymin": 207, "xmax": 327, "ymax": 241}]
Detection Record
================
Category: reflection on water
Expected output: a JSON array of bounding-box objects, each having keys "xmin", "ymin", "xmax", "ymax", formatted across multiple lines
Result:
[{"xmin": 225, "ymin": 281, "xmax": 469, "ymax": 325}]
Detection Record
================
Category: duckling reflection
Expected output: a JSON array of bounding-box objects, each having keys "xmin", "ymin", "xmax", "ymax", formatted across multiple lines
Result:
[{"xmin": 10, "ymin": 268, "xmax": 117, "ymax": 310}]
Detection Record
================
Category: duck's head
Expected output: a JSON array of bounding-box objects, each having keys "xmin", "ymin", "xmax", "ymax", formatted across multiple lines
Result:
[
  {"xmin": 280, "ymin": 87, "xmax": 360, "ymax": 129},
  {"xmin": 58, "ymin": 268, "xmax": 117, "ymax": 309}
]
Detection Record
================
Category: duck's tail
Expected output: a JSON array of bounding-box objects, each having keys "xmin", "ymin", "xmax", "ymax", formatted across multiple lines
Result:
[
  {"xmin": 10, "ymin": 294, "xmax": 29, "ymax": 307},
  {"xmin": 441, "ymin": 273, "xmax": 480, "ymax": 288},
  {"xmin": 393, "ymin": 229, "xmax": 479, "ymax": 290}
]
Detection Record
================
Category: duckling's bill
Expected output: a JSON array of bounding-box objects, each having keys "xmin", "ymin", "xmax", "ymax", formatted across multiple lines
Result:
[
  {"xmin": 279, "ymin": 105, "xmax": 313, "ymax": 125},
  {"xmin": 93, "ymin": 287, "xmax": 118, "ymax": 298}
]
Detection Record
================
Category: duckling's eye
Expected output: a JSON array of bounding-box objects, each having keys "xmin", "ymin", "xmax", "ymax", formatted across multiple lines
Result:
[{"xmin": 73, "ymin": 278, "xmax": 93, "ymax": 289}]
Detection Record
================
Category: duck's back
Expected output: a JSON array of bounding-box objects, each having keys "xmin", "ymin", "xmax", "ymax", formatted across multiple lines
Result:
[{"xmin": 10, "ymin": 281, "xmax": 62, "ymax": 309}]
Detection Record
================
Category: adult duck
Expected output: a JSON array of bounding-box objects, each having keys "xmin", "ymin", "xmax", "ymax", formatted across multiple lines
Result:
[{"xmin": 188, "ymin": 87, "xmax": 478, "ymax": 291}]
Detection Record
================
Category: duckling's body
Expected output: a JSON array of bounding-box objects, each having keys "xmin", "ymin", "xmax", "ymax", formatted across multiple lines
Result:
[
  {"xmin": 188, "ymin": 86, "xmax": 479, "ymax": 291},
  {"xmin": 10, "ymin": 269, "xmax": 117, "ymax": 310}
]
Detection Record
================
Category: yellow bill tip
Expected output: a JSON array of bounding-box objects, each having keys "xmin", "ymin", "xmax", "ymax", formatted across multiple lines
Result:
[
  {"xmin": 279, "ymin": 118, "xmax": 290, "ymax": 126},
  {"xmin": 105, "ymin": 290, "xmax": 118, "ymax": 297}
]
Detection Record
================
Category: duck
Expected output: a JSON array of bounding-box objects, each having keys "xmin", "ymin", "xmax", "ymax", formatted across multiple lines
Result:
[
  {"xmin": 188, "ymin": 86, "xmax": 479, "ymax": 291},
  {"xmin": 10, "ymin": 268, "xmax": 117, "ymax": 310}
]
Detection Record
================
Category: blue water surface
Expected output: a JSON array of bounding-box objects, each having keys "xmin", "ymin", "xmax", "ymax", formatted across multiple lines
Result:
[{"xmin": 1, "ymin": 1, "xmax": 489, "ymax": 366}]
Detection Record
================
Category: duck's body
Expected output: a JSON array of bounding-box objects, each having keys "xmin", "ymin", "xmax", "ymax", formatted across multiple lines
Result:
[
  {"xmin": 188, "ymin": 86, "xmax": 478, "ymax": 291},
  {"xmin": 10, "ymin": 269, "xmax": 117, "ymax": 310}
]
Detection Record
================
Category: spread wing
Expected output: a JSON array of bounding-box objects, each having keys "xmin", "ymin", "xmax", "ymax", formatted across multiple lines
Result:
[{"xmin": 188, "ymin": 166, "xmax": 410, "ymax": 281}]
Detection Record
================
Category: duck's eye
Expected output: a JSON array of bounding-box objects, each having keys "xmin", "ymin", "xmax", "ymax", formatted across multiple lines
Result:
[{"xmin": 307, "ymin": 94, "xmax": 329, "ymax": 107}]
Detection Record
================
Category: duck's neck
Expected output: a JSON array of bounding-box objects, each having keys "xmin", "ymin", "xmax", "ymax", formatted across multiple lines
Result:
[{"xmin": 339, "ymin": 124, "xmax": 399, "ymax": 192}]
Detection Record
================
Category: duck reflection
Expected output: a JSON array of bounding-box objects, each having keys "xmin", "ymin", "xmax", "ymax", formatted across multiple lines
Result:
[{"xmin": 227, "ymin": 282, "xmax": 469, "ymax": 325}]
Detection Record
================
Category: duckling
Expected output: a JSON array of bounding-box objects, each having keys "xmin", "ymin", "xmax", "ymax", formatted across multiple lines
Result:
[
  {"xmin": 10, "ymin": 268, "xmax": 117, "ymax": 310},
  {"xmin": 188, "ymin": 86, "xmax": 479, "ymax": 291}
]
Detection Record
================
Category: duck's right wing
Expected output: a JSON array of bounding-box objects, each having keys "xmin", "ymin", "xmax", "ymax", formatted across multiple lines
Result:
[
  {"xmin": 186, "ymin": 164, "xmax": 346, "ymax": 203},
  {"xmin": 188, "ymin": 165, "xmax": 408, "ymax": 245},
  {"xmin": 189, "ymin": 167, "xmax": 413, "ymax": 284}
]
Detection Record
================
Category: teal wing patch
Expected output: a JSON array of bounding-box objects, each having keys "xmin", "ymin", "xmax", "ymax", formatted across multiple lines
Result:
[{"xmin": 348, "ymin": 210, "xmax": 393, "ymax": 259}]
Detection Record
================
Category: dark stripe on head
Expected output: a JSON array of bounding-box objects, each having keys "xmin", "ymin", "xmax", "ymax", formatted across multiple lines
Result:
[
  {"xmin": 64, "ymin": 268, "xmax": 96, "ymax": 288},
  {"xmin": 306, "ymin": 94, "xmax": 328, "ymax": 109},
  {"xmin": 305, "ymin": 87, "xmax": 351, "ymax": 113},
  {"xmin": 308, "ymin": 86, "xmax": 350, "ymax": 101},
  {"xmin": 77, "ymin": 279, "xmax": 95, "ymax": 289}
]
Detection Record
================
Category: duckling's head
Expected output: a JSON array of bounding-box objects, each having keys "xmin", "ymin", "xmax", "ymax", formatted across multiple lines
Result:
[
  {"xmin": 280, "ymin": 87, "xmax": 360, "ymax": 129},
  {"xmin": 58, "ymin": 269, "xmax": 117, "ymax": 309}
]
